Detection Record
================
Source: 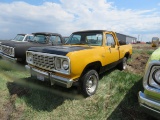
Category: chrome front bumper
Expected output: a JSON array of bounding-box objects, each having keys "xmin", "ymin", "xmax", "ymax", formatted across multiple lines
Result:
[
  {"xmin": 25, "ymin": 65, "xmax": 73, "ymax": 88},
  {"xmin": 138, "ymin": 91, "xmax": 160, "ymax": 118},
  {"xmin": 0, "ymin": 52, "xmax": 17, "ymax": 61}
]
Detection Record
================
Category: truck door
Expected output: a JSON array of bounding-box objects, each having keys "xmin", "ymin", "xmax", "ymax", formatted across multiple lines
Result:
[{"xmin": 104, "ymin": 33, "xmax": 120, "ymax": 68}]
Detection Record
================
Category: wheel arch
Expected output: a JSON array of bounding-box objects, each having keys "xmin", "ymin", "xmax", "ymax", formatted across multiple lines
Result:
[
  {"xmin": 124, "ymin": 52, "xmax": 131, "ymax": 59},
  {"xmin": 80, "ymin": 61, "xmax": 102, "ymax": 77}
]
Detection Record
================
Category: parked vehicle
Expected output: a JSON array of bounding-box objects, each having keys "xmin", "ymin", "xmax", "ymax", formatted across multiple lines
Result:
[
  {"xmin": 146, "ymin": 41, "xmax": 151, "ymax": 44},
  {"xmin": 138, "ymin": 48, "xmax": 160, "ymax": 119},
  {"xmin": 151, "ymin": 37, "xmax": 159, "ymax": 47},
  {"xmin": 62, "ymin": 37, "xmax": 69, "ymax": 42},
  {"xmin": 12, "ymin": 34, "xmax": 33, "ymax": 42},
  {"xmin": 25, "ymin": 30, "xmax": 132, "ymax": 96},
  {"xmin": 0, "ymin": 32, "xmax": 64, "ymax": 62},
  {"xmin": 0, "ymin": 34, "xmax": 33, "ymax": 54},
  {"xmin": 0, "ymin": 33, "xmax": 33, "ymax": 44}
]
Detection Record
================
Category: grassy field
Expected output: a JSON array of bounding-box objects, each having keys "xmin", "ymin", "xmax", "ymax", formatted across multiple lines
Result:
[{"xmin": 0, "ymin": 44, "xmax": 158, "ymax": 120}]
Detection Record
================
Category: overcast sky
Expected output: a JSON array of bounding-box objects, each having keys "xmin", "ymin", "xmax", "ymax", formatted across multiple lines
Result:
[{"xmin": 0, "ymin": 0, "xmax": 160, "ymax": 42}]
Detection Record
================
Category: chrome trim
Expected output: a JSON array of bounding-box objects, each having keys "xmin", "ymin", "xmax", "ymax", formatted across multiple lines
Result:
[
  {"xmin": 32, "ymin": 67, "xmax": 49, "ymax": 76},
  {"xmin": 143, "ymin": 60, "xmax": 160, "ymax": 95},
  {"xmin": 25, "ymin": 65, "xmax": 30, "ymax": 71},
  {"xmin": 1, "ymin": 45, "xmax": 15, "ymax": 57},
  {"xmin": 139, "ymin": 91, "xmax": 160, "ymax": 112},
  {"xmin": 25, "ymin": 65, "xmax": 49, "ymax": 77},
  {"xmin": 0, "ymin": 52, "xmax": 17, "ymax": 61},
  {"xmin": 11, "ymin": 40, "xmax": 27, "ymax": 42},
  {"xmin": 26, "ymin": 51, "xmax": 70, "ymax": 75},
  {"xmin": 50, "ymin": 74, "xmax": 73, "ymax": 88},
  {"xmin": 25, "ymin": 65, "xmax": 73, "ymax": 88}
]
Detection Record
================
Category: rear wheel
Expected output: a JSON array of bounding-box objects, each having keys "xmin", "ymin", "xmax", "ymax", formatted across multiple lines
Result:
[
  {"xmin": 118, "ymin": 57, "xmax": 127, "ymax": 70},
  {"xmin": 80, "ymin": 70, "xmax": 99, "ymax": 97}
]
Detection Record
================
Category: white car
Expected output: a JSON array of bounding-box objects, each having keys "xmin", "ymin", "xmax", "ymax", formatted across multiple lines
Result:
[{"xmin": 11, "ymin": 34, "xmax": 33, "ymax": 42}]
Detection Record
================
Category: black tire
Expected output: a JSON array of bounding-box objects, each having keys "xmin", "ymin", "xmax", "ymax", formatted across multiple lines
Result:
[
  {"xmin": 117, "ymin": 57, "xmax": 127, "ymax": 70},
  {"xmin": 80, "ymin": 70, "xmax": 99, "ymax": 97}
]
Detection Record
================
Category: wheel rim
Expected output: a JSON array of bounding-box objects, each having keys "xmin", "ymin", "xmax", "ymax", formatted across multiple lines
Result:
[
  {"xmin": 123, "ymin": 58, "xmax": 127, "ymax": 70},
  {"xmin": 86, "ymin": 74, "xmax": 97, "ymax": 95}
]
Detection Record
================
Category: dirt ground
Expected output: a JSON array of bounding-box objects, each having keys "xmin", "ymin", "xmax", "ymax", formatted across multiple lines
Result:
[{"xmin": 126, "ymin": 44, "xmax": 157, "ymax": 75}]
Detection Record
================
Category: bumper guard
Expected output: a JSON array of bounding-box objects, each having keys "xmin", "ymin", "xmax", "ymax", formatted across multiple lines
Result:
[
  {"xmin": 0, "ymin": 52, "xmax": 17, "ymax": 61},
  {"xmin": 25, "ymin": 65, "xmax": 73, "ymax": 88},
  {"xmin": 138, "ymin": 91, "xmax": 160, "ymax": 118}
]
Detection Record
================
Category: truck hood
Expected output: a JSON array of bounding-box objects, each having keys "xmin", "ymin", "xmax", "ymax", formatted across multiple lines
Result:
[
  {"xmin": 1, "ymin": 41, "xmax": 51, "ymax": 48},
  {"xmin": 28, "ymin": 45, "xmax": 92, "ymax": 56},
  {"xmin": 0, "ymin": 40, "xmax": 11, "ymax": 44}
]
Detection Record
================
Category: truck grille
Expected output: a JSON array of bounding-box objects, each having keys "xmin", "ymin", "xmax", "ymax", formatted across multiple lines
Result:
[
  {"xmin": 33, "ymin": 53, "xmax": 55, "ymax": 70},
  {"xmin": 1, "ymin": 45, "xmax": 13, "ymax": 56}
]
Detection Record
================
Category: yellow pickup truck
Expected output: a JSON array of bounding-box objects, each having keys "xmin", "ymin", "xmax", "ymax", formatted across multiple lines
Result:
[
  {"xmin": 151, "ymin": 37, "xmax": 159, "ymax": 47},
  {"xmin": 25, "ymin": 30, "xmax": 132, "ymax": 96}
]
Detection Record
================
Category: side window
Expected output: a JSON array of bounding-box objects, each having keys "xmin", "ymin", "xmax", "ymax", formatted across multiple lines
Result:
[
  {"xmin": 106, "ymin": 34, "xmax": 115, "ymax": 46},
  {"xmin": 50, "ymin": 36, "xmax": 61, "ymax": 43},
  {"xmin": 86, "ymin": 34, "xmax": 102, "ymax": 46}
]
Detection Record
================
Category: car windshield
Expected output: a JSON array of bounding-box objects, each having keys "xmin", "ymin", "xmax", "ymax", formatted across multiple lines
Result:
[
  {"xmin": 13, "ymin": 35, "xmax": 25, "ymax": 41},
  {"xmin": 66, "ymin": 32, "xmax": 103, "ymax": 46},
  {"xmin": 31, "ymin": 35, "xmax": 49, "ymax": 44}
]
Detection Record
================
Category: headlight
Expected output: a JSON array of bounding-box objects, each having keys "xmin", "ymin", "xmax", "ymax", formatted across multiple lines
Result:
[
  {"xmin": 153, "ymin": 69, "xmax": 160, "ymax": 84},
  {"xmin": 62, "ymin": 60, "xmax": 69, "ymax": 70},
  {"xmin": 10, "ymin": 48, "xmax": 15, "ymax": 57},
  {"xmin": 55, "ymin": 57, "xmax": 70, "ymax": 74},
  {"xmin": 26, "ymin": 52, "xmax": 33, "ymax": 64},
  {"xmin": 147, "ymin": 64, "xmax": 160, "ymax": 89}
]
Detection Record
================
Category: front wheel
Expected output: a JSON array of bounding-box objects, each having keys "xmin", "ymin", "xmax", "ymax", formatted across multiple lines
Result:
[{"xmin": 80, "ymin": 70, "xmax": 99, "ymax": 97}]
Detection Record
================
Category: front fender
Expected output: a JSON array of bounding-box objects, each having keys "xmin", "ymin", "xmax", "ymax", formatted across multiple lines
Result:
[{"xmin": 66, "ymin": 47, "xmax": 104, "ymax": 78}]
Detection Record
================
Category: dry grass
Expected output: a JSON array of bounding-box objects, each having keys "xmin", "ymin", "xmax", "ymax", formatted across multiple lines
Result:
[{"xmin": 0, "ymin": 44, "xmax": 158, "ymax": 120}]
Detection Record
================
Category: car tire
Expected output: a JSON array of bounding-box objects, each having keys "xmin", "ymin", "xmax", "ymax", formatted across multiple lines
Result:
[
  {"xmin": 80, "ymin": 70, "xmax": 99, "ymax": 97},
  {"xmin": 118, "ymin": 57, "xmax": 127, "ymax": 70}
]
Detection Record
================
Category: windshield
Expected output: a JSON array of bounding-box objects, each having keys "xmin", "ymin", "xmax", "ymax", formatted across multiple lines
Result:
[
  {"xmin": 66, "ymin": 32, "xmax": 103, "ymax": 46},
  {"xmin": 31, "ymin": 35, "xmax": 49, "ymax": 44},
  {"xmin": 13, "ymin": 35, "xmax": 25, "ymax": 41}
]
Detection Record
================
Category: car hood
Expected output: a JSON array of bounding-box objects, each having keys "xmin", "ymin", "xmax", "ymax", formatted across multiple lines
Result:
[
  {"xmin": 149, "ymin": 47, "xmax": 160, "ymax": 61},
  {"xmin": 28, "ymin": 45, "xmax": 92, "ymax": 56}
]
